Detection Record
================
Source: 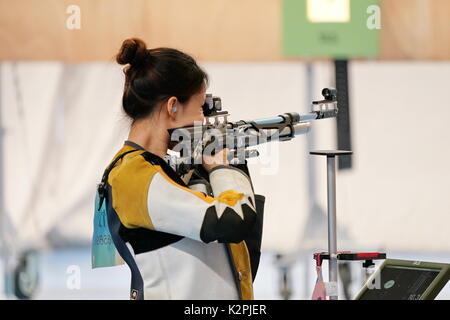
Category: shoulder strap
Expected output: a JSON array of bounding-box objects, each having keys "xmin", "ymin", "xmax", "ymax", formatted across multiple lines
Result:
[{"xmin": 97, "ymin": 149, "xmax": 141, "ymax": 210}]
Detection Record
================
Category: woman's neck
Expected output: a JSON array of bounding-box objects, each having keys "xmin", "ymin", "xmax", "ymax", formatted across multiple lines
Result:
[{"xmin": 127, "ymin": 118, "xmax": 169, "ymax": 159}]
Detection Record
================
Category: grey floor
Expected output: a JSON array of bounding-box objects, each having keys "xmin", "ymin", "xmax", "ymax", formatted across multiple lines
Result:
[{"xmin": 1, "ymin": 248, "xmax": 449, "ymax": 300}]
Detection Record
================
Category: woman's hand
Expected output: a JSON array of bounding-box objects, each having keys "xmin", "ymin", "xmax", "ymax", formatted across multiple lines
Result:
[{"xmin": 202, "ymin": 148, "xmax": 230, "ymax": 173}]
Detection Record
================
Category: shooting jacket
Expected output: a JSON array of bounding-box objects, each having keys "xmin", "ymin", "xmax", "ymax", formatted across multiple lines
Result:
[{"xmin": 102, "ymin": 140, "xmax": 265, "ymax": 300}]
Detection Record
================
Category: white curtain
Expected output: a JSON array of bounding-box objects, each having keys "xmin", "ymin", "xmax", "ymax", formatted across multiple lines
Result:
[
  {"xmin": 1, "ymin": 61, "xmax": 450, "ymax": 254},
  {"xmin": 1, "ymin": 62, "xmax": 130, "ymax": 250}
]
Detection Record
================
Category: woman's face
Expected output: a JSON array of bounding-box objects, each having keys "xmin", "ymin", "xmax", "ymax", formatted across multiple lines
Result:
[{"xmin": 171, "ymin": 83, "xmax": 206, "ymax": 128}]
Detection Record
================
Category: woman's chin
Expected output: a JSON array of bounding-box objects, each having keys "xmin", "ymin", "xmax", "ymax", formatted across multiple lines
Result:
[{"xmin": 196, "ymin": 114, "xmax": 205, "ymax": 122}]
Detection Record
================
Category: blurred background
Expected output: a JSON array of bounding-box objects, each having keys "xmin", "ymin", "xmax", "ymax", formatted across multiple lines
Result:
[{"xmin": 0, "ymin": 0, "xmax": 449, "ymax": 299}]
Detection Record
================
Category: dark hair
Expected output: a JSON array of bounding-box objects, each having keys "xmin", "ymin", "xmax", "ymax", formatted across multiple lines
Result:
[{"xmin": 116, "ymin": 38, "xmax": 208, "ymax": 122}]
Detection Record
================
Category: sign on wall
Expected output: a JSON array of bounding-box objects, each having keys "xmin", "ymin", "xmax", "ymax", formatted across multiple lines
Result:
[{"xmin": 283, "ymin": 0, "xmax": 380, "ymax": 59}]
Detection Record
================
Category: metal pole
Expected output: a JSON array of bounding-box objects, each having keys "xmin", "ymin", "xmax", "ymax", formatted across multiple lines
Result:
[
  {"xmin": 327, "ymin": 155, "xmax": 338, "ymax": 300},
  {"xmin": 304, "ymin": 62, "xmax": 314, "ymax": 299}
]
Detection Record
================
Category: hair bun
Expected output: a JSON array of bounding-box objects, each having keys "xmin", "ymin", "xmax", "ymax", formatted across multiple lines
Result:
[{"xmin": 116, "ymin": 38, "xmax": 148, "ymax": 66}]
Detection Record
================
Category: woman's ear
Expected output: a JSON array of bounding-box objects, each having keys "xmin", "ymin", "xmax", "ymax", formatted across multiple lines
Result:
[{"xmin": 166, "ymin": 96, "xmax": 178, "ymax": 119}]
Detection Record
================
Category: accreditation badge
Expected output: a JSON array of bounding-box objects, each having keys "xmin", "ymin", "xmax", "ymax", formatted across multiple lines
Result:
[{"xmin": 91, "ymin": 187, "xmax": 124, "ymax": 268}]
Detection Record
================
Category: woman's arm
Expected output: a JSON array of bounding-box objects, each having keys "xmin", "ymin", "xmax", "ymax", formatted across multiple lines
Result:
[
  {"xmin": 147, "ymin": 164, "xmax": 257, "ymax": 243},
  {"xmin": 109, "ymin": 153, "xmax": 257, "ymax": 244}
]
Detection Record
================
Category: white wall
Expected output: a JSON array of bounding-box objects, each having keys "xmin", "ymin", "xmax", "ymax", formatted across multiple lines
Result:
[
  {"xmin": 1, "ymin": 61, "xmax": 449, "ymax": 254},
  {"xmin": 204, "ymin": 61, "xmax": 450, "ymax": 253}
]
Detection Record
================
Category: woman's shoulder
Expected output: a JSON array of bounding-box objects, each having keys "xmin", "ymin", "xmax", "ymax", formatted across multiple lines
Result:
[{"xmin": 107, "ymin": 146, "xmax": 158, "ymax": 186}]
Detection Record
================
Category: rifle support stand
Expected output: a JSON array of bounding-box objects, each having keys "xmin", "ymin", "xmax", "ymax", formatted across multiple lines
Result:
[{"xmin": 310, "ymin": 150, "xmax": 386, "ymax": 300}]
